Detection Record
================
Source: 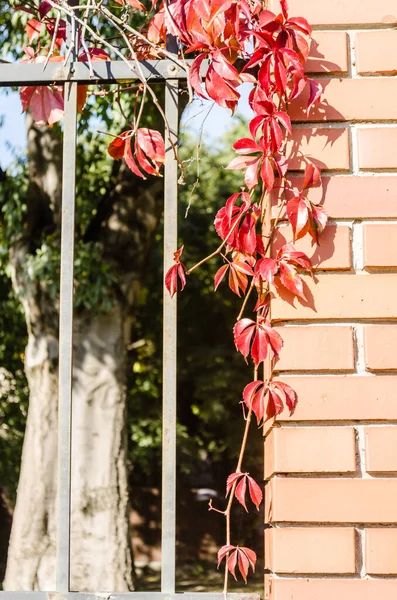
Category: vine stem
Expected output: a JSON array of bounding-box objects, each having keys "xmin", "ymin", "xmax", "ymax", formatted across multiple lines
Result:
[{"xmin": 221, "ymin": 364, "xmax": 259, "ymax": 595}]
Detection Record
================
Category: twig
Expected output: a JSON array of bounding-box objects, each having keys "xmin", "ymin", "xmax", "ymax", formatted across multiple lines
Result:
[
  {"xmin": 43, "ymin": 11, "xmax": 60, "ymax": 69},
  {"xmin": 186, "ymin": 214, "xmax": 243, "ymax": 275},
  {"xmin": 100, "ymin": 5, "xmax": 188, "ymax": 70},
  {"xmin": 80, "ymin": 0, "xmax": 94, "ymax": 78}
]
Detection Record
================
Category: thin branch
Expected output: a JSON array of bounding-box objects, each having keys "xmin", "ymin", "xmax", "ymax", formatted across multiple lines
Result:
[
  {"xmin": 43, "ymin": 11, "xmax": 60, "ymax": 69},
  {"xmin": 186, "ymin": 214, "xmax": 242, "ymax": 275}
]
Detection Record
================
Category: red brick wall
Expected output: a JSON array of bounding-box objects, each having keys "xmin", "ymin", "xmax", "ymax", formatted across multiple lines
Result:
[{"xmin": 266, "ymin": 1, "xmax": 397, "ymax": 598}]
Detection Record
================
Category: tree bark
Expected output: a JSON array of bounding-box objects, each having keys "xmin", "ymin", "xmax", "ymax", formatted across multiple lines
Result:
[
  {"xmin": 70, "ymin": 306, "xmax": 133, "ymax": 591},
  {"xmin": 3, "ymin": 297, "xmax": 133, "ymax": 591},
  {"xmin": 3, "ymin": 329, "xmax": 59, "ymax": 590}
]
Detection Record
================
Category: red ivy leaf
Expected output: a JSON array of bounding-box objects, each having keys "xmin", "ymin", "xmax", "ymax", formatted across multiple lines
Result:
[
  {"xmin": 267, "ymin": 380, "xmax": 298, "ymax": 418},
  {"xmin": 107, "ymin": 132, "xmax": 128, "ymax": 160},
  {"xmin": 247, "ymin": 475, "xmax": 263, "ymax": 510},
  {"xmin": 303, "ymin": 162, "xmax": 321, "ymax": 190},
  {"xmin": 165, "ymin": 246, "xmax": 187, "ymax": 298},
  {"xmin": 235, "ymin": 476, "xmax": 248, "ymax": 511},
  {"xmin": 38, "ymin": 0, "xmax": 52, "ymax": 18},
  {"xmin": 226, "ymin": 472, "xmax": 244, "ymax": 496},
  {"xmin": 217, "ymin": 544, "xmax": 236, "ymax": 566},
  {"xmin": 214, "ymin": 258, "xmax": 253, "ymax": 296},
  {"xmin": 214, "ymin": 192, "xmax": 256, "ymax": 251},
  {"xmin": 45, "ymin": 18, "xmax": 66, "ymax": 48},
  {"xmin": 136, "ymin": 128, "xmax": 165, "ymax": 175},
  {"xmin": 124, "ymin": 136, "xmax": 146, "ymax": 179},
  {"xmin": 243, "ymin": 380, "xmax": 266, "ymax": 424},
  {"xmin": 26, "ymin": 19, "xmax": 43, "ymax": 42},
  {"xmin": 19, "ymin": 53, "xmax": 65, "ymax": 126},
  {"xmin": 79, "ymin": 48, "xmax": 111, "ymax": 62},
  {"xmin": 107, "ymin": 128, "xmax": 165, "ymax": 179},
  {"xmin": 189, "ymin": 53, "xmax": 207, "ymax": 99},
  {"xmin": 214, "ymin": 264, "xmax": 229, "ymax": 291},
  {"xmin": 227, "ymin": 549, "xmax": 239, "ymax": 580},
  {"xmin": 256, "ymin": 257, "xmax": 278, "ymax": 284},
  {"xmin": 278, "ymin": 261, "xmax": 305, "ymax": 299},
  {"xmin": 229, "ymin": 260, "xmax": 254, "ymax": 296},
  {"xmin": 307, "ymin": 79, "xmax": 323, "ymax": 116},
  {"xmin": 269, "ymin": 244, "xmax": 312, "ymax": 300},
  {"xmin": 286, "ymin": 195, "xmax": 308, "ymax": 241},
  {"xmin": 286, "ymin": 195, "xmax": 327, "ymax": 243}
]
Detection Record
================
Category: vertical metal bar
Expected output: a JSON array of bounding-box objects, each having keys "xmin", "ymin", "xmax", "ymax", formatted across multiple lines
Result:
[
  {"xmin": 56, "ymin": 2, "xmax": 78, "ymax": 591},
  {"xmin": 56, "ymin": 79, "xmax": 78, "ymax": 594},
  {"xmin": 161, "ymin": 34, "xmax": 179, "ymax": 595}
]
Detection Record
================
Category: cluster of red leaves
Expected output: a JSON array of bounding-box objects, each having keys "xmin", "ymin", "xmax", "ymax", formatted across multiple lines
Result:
[
  {"xmin": 20, "ymin": 48, "xmax": 64, "ymax": 127},
  {"xmin": 256, "ymin": 243, "xmax": 312, "ymax": 300},
  {"xmin": 243, "ymin": 379, "xmax": 297, "ymax": 423},
  {"xmin": 233, "ymin": 316, "xmax": 283, "ymax": 365},
  {"xmin": 218, "ymin": 545, "xmax": 257, "ymax": 583},
  {"xmin": 214, "ymin": 192, "xmax": 259, "ymax": 254},
  {"xmin": 22, "ymin": 1, "xmax": 66, "ymax": 48},
  {"xmin": 107, "ymin": 127, "xmax": 165, "ymax": 179},
  {"xmin": 286, "ymin": 163, "xmax": 327, "ymax": 243},
  {"xmin": 226, "ymin": 472, "xmax": 263, "ymax": 511},
  {"xmin": 19, "ymin": 41, "xmax": 110, "ymax": 126}
]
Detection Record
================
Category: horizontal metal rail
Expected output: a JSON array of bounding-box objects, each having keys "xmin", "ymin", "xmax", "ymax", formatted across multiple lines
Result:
[{"xmin": 0, "ymin": 59, "xmax": 200, "ymax": 86}]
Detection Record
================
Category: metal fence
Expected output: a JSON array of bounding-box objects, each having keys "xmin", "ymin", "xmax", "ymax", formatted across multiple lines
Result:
[{"xmin": 0, "ymin": 7, "xmax": 260, "ymax": 600}]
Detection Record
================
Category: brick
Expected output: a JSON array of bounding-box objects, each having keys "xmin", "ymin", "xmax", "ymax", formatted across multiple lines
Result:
[
  {"xmin": 275, "ymin": 326, "xmax": 354, "ymax": 371},
  {"xmin": 365, "ymin": 426, "xmax": 397, "ymax": 472},
  {"xmin": 272, "ymin": 176, "xmax": 397, "ymax": 219},
  {"xmin": 265, "ymin": 527, "xmax": 356, "ymax": 574},
  {"xmin": 306, "ymin": 32, "xmax": 349, "ymax": 74},
  {"xmin": 358, "ymin": 128, "xmax": 397, "ymax": 170},
  {"xmin": 265, "ymin": 427, "xmax": 356, "ymax": 478},
  {"xmin": 287, "ymin": 127, "xmax": 350, "ymax": 171},
  {"xmin": 366, "ymin": 529, "xmax": 397, "ymax": 574},
  {"xmin": 273, "ymin": 225, "xmax": 351, "ymax": 270},
  {"xmin": 265, "ymin": 478, "xmax": 397, "ymax": 523},
  {"xmin": 363, "ymin": 223, "xmax": 397, "ymax": 268},
  {"xmin": 269, "ymin": 0, "xmax": 397, "ymax": 25},
  {"xmin": 264, "ymin": 578, "xmax": 397, "ymax": 600},
  {"xmin": 289, "ymin": 78, "xmax": 397, "ymax": 122},
  {"xmin": 364, "ymin": 325, "xmax": 397, "ymax": 371},
  {"xmin": 356, "ymin": 30, "xmax": 397, "ymax": 75},
  {"xmin": 272, "ymin": 274, "xmax": 397, "ymax": 321},
  {"xmin": 275, "ymin": 376, "xmax": 397, "ymax": 422}
]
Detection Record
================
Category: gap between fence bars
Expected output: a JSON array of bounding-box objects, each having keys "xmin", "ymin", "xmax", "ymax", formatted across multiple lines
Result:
[{"xmin": 0, "ymin": 5, "xmax": 261, "ymax": 600}]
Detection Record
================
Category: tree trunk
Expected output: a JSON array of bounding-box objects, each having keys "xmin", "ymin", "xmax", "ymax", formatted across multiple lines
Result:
[
  {"xmin": 3, "ymin": 328, "xmax": 59, "ymax": 590},
  {"xmin": 70, "ymin": 305, "xmax": 133, "ymax": 591},
  {"xmin": 3, "ymin": 303, "xmax": 133, "ymax": 591},
  {"xmin": 3, "ymin": 108, "xmax": 163, "ymax": 591}
]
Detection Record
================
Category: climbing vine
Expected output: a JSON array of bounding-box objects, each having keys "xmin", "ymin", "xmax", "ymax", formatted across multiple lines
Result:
[{"xmin": 14, "ymin": 0, "xmax": 326, "ymax": 591}]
